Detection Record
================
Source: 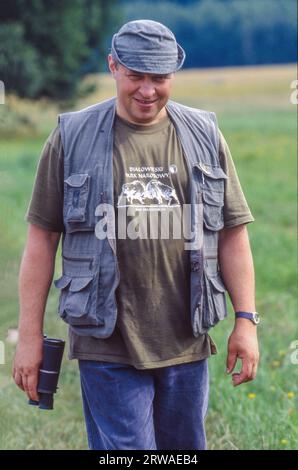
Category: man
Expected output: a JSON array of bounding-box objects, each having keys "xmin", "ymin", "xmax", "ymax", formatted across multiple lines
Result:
[{"xmin": 13, "ymin": 20, "xmax": 259, "ymax": 450}]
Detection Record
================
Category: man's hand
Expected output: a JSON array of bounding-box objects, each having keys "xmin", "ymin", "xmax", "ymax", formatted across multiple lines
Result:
[
  {"xmin": 226, "ymin": 318, "xmax": 259, "ymax": 386},
  {"xmin": 12, "ymin": 335, "xmax": 43, "ymax": 401}
]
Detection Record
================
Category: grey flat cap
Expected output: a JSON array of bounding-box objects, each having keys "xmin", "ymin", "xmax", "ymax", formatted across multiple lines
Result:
[{"xmin": 111, "ymin": 19, "xmax": 186, "ymax": 74}]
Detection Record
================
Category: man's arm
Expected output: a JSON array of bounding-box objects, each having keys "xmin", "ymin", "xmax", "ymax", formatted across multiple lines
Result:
[
  {"xmin": 13, "ymin": 223, "xmax": 61, "ymax": 401},
  {"xmin": 218, "ymin": 224, "xmax": 259, "ymax": 386}
]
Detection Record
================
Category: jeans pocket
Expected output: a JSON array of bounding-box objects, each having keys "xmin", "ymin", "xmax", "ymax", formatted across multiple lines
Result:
[
  {"xmin": 64, "ymin": 173, "xmax": 90, "ymax": 224},
  {"xmin": 202, "ymin": 270, "xmax": 228, "ymax": 329}
]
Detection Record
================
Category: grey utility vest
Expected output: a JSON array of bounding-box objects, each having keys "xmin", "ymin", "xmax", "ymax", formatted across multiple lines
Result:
[{"xmin": 54, "ymin": 97, "xmax": 228, "ymax": 339}]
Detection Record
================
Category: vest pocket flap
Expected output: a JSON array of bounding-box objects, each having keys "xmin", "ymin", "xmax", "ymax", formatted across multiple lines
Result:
[
  {"xmin": 200, "ymin": 270, "xmax": 228, "ymax": 332},
  {"xmin": 69, "ymin": 276, "xmax": 93, "ymax": 292},
  {"xmin": 64, "ymin": 173, "xmax": 91, "ymax": 225},
  {"xmin": 64, "ymin": 275, "xmax": 93, "ymax": 319},
  {"xmin": 207, "ymin": 273, "xmax": 226, "ymax": 292},
  {"xmin": 54, "ymin": 275, "xmax": 72, "ymax": 289},
  {"xmin": 202, "ymin": 189, "xmax": 224, "ymax": 206},
  {"xmin": 194, "ymin": 163, "xmax": 228, "ymax": 179},
  {"xmin": 64, "ymin": 173, "xmax": 89, "ymax": 188}
]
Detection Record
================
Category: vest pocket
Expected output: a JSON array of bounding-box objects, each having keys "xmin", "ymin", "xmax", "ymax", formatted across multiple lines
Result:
[
  {"xmin": 64, "ymin": 173, "xmax": 90, "ymax": 224},
  {"xmin": 202, "ymin": 270, "xmax": 228, "ymax": 330},
  {"xmin": 54, "ymin": 275, "xmax": 72, "ymax": 315},
  {"xmin": 202, "ymin": 189, "xmax": 224, "ymax": 231},
  {"xmin": 54, "ymin": 273, "xmax": 104, "ymax": 326},
  {"xmin": 193, "ymin": 163, "xmax": 227, "ymax": 231}
]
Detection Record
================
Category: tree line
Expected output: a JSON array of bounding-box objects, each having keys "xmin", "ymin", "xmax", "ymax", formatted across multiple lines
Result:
[
  {"xmin": 0, "ymin": 0, "xmax": 296, "ymax": 101},
  {"xmin": 121, "ymin": 0, "xmax": 297, "ymax": 68}
]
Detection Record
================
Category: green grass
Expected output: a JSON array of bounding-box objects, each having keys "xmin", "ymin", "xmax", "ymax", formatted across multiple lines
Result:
[{"xmin": 0, "ymin": 64, "xmax": 297, "ymax": 450}]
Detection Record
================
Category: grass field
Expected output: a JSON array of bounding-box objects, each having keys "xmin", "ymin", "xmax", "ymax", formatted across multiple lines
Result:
[{"xmin": 0, "ymin": 64, "xmax": 297, "ymax": 450}]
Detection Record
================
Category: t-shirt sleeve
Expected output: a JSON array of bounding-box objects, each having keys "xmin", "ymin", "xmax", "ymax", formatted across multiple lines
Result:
[
  {"xmin": 218, "ymin": 129, "xmax": 255, "ymax": 228},
  {"xmin": 25, "ymin": 126, "xmax": 64, "ymax": 232}
]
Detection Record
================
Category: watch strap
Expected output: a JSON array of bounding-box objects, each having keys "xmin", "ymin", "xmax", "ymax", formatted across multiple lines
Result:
[{"xmin": 235, "ymin": 311, "xmax": 260, "ymax": 324}]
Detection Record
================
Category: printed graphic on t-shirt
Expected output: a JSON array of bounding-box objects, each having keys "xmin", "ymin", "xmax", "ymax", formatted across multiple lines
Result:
[{"xmin": 117, "ymin": 165, "xmax": 180, "ymax": 210}]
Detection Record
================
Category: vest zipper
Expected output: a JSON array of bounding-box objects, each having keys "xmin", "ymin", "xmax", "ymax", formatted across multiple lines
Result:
[
  {"xmin": 101, "ymin": 169, "xmax": 121, "ymax": 285},
  {"xmin": 170, "ymin": 117, "xmax": 206, "ymax": 337}
]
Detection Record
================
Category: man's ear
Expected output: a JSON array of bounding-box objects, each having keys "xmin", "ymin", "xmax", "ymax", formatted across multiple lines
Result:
[{"xmin": 108, "ymin": 54, "xmax": 117, "ymax": 77}]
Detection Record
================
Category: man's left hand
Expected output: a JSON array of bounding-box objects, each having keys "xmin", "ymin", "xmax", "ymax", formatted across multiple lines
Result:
[{"xmin": 226, "ymin": 318, "xmax": 260, "ymax": 386}]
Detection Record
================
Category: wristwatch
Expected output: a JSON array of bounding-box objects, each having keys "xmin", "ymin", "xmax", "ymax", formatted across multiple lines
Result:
[{"xmin": 235, "ymin": 311, "xmax": 260, "ymax": 325}]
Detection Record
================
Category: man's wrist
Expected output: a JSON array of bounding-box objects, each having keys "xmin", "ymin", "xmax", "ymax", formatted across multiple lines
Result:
[
  {"xmin": 234, "ymin": 311, "xmax": 260, "ymax": 326},
  {"xmin": 234, "ymin": 317, "xmax": 257, "ymax": 329}
]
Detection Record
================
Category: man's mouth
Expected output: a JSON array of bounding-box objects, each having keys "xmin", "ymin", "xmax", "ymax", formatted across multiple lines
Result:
[{"xmin": 134, "ymin": 98, "xmax": 157, "ymax": 106}]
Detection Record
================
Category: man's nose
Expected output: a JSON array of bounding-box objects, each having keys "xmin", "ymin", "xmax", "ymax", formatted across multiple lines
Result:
[{"xmin": 139, "ymin": 80, "xmax": 155, "ymax": 98}]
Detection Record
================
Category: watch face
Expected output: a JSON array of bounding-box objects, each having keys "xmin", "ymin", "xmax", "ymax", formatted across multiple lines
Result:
[{"xmin": 253, "ymin": 313, "xmax": 260, "ymax": 324}]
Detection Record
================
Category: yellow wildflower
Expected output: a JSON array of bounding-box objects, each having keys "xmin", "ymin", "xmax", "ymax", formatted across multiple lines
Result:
[
  {"xmin": 287, "ymin": 392, "xmax": 295, "ymax": 399},
  {"xmin": 248, "ymin": 393, "xmax": 256, "ymax": 399}
]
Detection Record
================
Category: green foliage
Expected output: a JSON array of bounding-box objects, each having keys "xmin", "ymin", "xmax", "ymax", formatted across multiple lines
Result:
[
  {"xmin": 0, "ymin": 0, "xmax": 120, "ymax": 101},
  {"xmin": 0, "ymin": 23, "xmax": 43, "ymax": 98}
]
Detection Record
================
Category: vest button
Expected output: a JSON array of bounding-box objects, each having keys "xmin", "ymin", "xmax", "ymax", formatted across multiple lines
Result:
[{"xmin": 199, "ymin": 163, "xmax": 211, "ymax": 174}]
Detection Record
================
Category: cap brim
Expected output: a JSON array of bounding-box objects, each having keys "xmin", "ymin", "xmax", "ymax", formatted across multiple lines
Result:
[{"xmin": 111, "ymin": 34, "xmax": 186, "ymax": 74}]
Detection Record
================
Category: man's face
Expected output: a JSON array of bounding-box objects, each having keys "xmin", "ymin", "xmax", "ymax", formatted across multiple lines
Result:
[{"xmin": 108, "ymin": 55, "xmax": 174, "ymax": 125}]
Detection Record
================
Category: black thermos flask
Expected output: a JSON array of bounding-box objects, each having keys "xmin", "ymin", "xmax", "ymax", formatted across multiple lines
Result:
[{"xmin": 28, "ymin": 336, "xmax": 65, "ymax": 410}]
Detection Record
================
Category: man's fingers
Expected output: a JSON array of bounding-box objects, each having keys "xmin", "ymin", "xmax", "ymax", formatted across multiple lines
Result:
[
  {"xmin": 27, "ymin": 373, "xmax": 39, "ymax": 402},
  {"xmin": 13, "ymin": 364, "xmax": 40, "ymax": 400},
  {"xmin": 22, "ymin": 374, "xmax": 30, "ymax": 398},
  {"xmin": 251, "ymin": 361, "xmax": 258, "ymax": 381},
  {"xmin": 232, "ymin": 358, "xmax": 253, "ymax": 386},
  {"xmin": 13, "ymin": 371, "xmax": 39, "ymax": 401},
  {"xmin": 22, "ymin": 371, "xmax": 40, "ymax": 401},
  {"xmin": 226, "ymin": 352, "xmax": 237, "ymax": 374},
  {"xmin": 13, "ymin": 371, "xmax": 25, "ymax": 391}
]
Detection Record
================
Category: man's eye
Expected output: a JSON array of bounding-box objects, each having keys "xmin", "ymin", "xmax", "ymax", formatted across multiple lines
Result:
[{"xmin": 153, "ymin": 77, "xmax": 166, "ymax": 83}]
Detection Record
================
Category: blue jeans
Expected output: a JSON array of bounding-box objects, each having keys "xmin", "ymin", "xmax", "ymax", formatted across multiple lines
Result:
[{"xmin": 78, "ymin": 358, "xmax": 209, "ymax": 450}]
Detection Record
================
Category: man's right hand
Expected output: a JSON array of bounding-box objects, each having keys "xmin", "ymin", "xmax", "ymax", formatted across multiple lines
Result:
[
  {"xmin": 12, "ymin": 335, "xmax": 43, "ymax": 402},
  {"xmin": 13, "ymin": 224, "xmax": 61, "ymax": 402}
]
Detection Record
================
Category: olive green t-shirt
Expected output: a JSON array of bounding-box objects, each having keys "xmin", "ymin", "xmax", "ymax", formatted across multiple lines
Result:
[{"xmin": 26, "ymin": 112, "xmax": 254, "ymax": 369}]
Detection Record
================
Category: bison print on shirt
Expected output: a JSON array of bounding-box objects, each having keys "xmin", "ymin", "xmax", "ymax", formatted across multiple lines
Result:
[{"xmin": 119, "ymin": 179, "xmax": 180, "ymax": 207}]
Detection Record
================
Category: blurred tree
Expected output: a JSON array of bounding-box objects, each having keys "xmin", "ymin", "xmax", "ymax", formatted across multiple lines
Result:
[
  {"xmin": 0, "ymin": 23, "xmax": 43, "ymax": 98},
  {"xmin": 121, "ymin": 0, "xmax": 297, "ymax": 68},
  {"xmin": 0, "ymin": 0, "xmax": 120, "ymax": 101}
]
